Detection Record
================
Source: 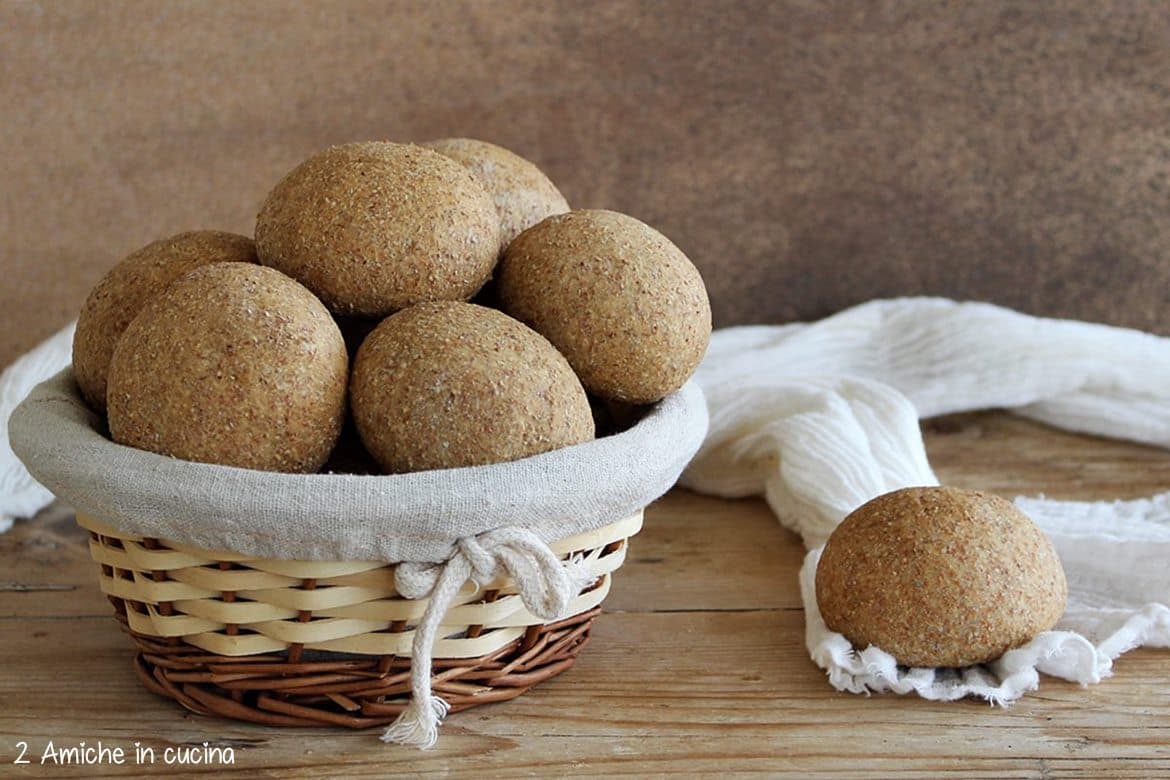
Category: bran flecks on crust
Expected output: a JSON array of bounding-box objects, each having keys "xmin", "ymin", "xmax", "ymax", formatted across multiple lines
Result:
[
  {"xmin": 255, "ymin": 142, "xmax": 500, "ymax": 318},
  {"xmin": 106, "ymin": 263, "xmax": 348, "ymax": 473},
  {"xmin": 72, "ymin": 230, "xmax": 257, "ymax": 413},
  {"xmin": 815, "ymin": 486, "xmax": 1068, "ymax": 669},
  {"xmin": 350, "ymin": 301, "xmax": 593, "ymax": 473},
  {"xmin": 499, "ymin": 209, "xmax": 711, "ymax": 405}
]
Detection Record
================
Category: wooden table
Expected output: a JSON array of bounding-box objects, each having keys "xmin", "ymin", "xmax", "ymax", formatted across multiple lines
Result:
[{"xmin": 2, "ymin": 411, "xmax": 1168, "ymax": 777}]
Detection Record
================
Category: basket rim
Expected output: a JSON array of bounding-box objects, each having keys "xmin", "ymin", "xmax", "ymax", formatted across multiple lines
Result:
[{"xmin": 11, "ymin": 369, "xmax": 706, "ymax": 563}]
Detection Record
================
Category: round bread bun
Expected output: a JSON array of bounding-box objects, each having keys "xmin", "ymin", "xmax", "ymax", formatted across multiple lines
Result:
[
  {"xmin": 421, "ymin": 137, "xmax": 569, "ymax": 252},
  {"xmin": 72, "ymin": 230, "xmax": 256, "ymax": 413},
  {"xmin": 499, "ymin": 209, "xmax": 711, "ymax": 404},
  {"xmin": 350, "ymin": 301, "xmax": 594, "ymax": 473},
  {"xmin": 107, "ymin": 263, "xmax": 348, "ymax": 473},
  {"xmin": 815, "ymin": 486, "xmax": 1068, "ymax": 668},
  {"xmin": 255, "ymin": 141, "xmax": 500, "ymax": 317}
]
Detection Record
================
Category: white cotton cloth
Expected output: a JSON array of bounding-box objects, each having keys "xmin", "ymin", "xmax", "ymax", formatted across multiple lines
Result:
[
  {"xmin": 0, "ymin": 322, "xmax": 75, "ymax": 532},
  {"xmin": 681, "ymin": 297, "xmax": 1170, "ymax": 703}
]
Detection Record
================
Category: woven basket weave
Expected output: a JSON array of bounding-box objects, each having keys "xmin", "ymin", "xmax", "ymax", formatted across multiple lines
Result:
[{"xmin": 77, "ymin": 510, "xmax": 642, "ymax": 728}]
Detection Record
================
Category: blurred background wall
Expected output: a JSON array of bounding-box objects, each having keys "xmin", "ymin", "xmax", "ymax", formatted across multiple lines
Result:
[{"xmin": 3, "ymin": 0, "xmax": 1168, "ymax": 367}]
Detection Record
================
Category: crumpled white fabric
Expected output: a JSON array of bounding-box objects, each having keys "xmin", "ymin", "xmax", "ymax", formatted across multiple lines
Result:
[
  {"xmin": 0, "ymin": 322, "xmax": 75, "ymax": 532},
  {"xmin": 681, "ymin": 297, "xmax": 1170, "ymax": 703}
]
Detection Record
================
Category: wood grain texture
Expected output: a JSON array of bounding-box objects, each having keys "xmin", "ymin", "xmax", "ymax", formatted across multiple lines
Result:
[
  {"xmin": 1, "ymin": 411, "xmax": 1169, "ymax": 777},
  {"xmin": 4, "ymin": 1, "xmax": 1170, "ymax": 368}
]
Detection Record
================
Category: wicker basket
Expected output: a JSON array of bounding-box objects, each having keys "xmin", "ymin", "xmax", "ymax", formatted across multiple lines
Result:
[
  {"xmin": 12, "ymin": 371, "xmax": 706, "ymax": 738},
  {"xmin": 77, "ymin": 510, "xmax": 642, "ymax": 728}
]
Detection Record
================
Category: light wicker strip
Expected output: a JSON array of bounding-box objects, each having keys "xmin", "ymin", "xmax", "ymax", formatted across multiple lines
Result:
[
  {"xmin": 95, "ymin": 533, "xmax": 627, "ymax": 649},
  {"xmin": 76, "ymin": 510, "xmax": 642, "ymax": 728}
]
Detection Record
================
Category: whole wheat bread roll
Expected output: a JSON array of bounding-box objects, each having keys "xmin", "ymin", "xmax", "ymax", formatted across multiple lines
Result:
[
  {"xmin": 107, "ymin": 263, "xmax": 348, "ymax": 473},
  {"xmin": 350, "ymin": 301, "xmax": 593, "ymax": 473},
  {"xmin": 255, "ymin": 142, "xmax": 500, "ymax": 318},
  {"xmin": 72, "ymin": 230, "xmax": 256, "ymax": 412},
  {"xmin": 499, "ymin": 209, "xmax": 711, "ymax": 404},
  {"xmin": 815, "ymin": 486, "xmax": 1068, "ymax": 668}
]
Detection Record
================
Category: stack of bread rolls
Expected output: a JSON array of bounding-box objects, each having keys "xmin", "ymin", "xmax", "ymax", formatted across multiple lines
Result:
[{"xmin": 73, "ymin": 139, "xmax": 712, "ymax": 475}]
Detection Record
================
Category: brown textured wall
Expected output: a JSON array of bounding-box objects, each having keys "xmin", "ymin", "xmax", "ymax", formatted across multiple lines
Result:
[{"xmin": 2, "ymin": 0, "xmax": 1169, "ymax": 368}]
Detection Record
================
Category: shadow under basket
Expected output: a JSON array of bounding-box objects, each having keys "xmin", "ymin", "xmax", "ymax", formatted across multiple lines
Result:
[{"xmin": 76, "ymin": 511, "xmax": 642, "ymax": 729}]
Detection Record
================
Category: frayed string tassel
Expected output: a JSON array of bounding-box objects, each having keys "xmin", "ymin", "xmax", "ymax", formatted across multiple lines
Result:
[
  {"xmin": 380, "ymin": 695, "xmax": 451, "ymax": 749},
  {"xmin": 386, "ymin": 551, "xmax": 469, "ymax": 750}
]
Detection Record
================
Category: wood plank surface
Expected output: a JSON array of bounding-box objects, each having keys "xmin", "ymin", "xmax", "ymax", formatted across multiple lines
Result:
[{"xmin": 1, "ymin": 411, "xmax": 1168, "ymax": 777}]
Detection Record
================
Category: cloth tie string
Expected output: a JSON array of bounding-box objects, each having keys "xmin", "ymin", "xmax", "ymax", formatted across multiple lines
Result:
[{"xmin": 383, "ymin": 525, "xmax": 593, "ymax": 748}]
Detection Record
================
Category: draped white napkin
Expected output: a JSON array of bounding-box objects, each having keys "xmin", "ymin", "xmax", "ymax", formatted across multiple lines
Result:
[
  {"xmin": 3, "ymin": 297, "xmax": 1169, "ymax": 707},
  {"xmin": 681, "ymin": 298, "xmax": 1170, "ymax": 701},
  {"xmin": 0, "ymin": 321, "xmax": 75, "ymax": 532}
]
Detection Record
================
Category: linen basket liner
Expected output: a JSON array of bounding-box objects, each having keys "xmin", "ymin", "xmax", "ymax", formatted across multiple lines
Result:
[{"xmin": 10, "ymin": 369, "xmax": 708, "ymax": 563}]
